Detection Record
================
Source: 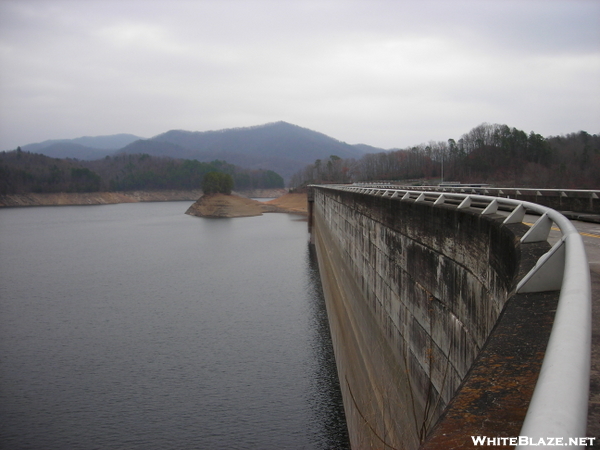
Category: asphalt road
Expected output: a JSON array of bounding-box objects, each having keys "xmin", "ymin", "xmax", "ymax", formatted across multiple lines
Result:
[
  {"xmin": 574, "ymin": 219, "xmax": 600, "ymax": 441},
  {"xmin": 527, "ymin": 215, "xmax": 600, "ymax": 440}
]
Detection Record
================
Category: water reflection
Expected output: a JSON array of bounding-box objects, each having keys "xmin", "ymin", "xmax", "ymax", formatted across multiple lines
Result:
[{"xmin": 0, "ymin": 204, "xmax": 351, "ymax": 450}]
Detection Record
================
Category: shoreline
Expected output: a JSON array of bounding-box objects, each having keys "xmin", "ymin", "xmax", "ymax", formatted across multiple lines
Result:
[
  {"xmin": 0, "ymin": 188, "xmax": 290, "ymax": 208},
  {"xmin": 0, "ymin": 190, "xmax": 204, "ymax": 207},
  {"xmin": 0, "ymin": 190, "xmax": 309, "ymax": 216}
]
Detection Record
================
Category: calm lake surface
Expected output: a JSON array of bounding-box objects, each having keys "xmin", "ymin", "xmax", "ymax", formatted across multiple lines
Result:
[{"xmin": 0, "ymin": 202, "xmax": 349, "ymax": 450}]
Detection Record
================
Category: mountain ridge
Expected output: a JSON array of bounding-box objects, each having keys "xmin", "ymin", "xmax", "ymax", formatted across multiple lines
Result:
[
  {"xmin": 123, "ymin": 121, "xmax": 372, "ymax": 179},
  {"xmin": 10, "ymin": 122, "xmax": 382, "ymax": 180},
  {"xmin": 19, "ymin": 133, "xmax": 142, "ymax": 155}
]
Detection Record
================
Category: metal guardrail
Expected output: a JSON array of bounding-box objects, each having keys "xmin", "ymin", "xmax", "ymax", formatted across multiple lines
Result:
[
  {"xmin": 317, "ymin": 184, "xmax": 591, "ymax": 445},
  {"xmin": 353, "ymin": 183, "xmax": 600, "ymax": 202},
  {"xmin": 354, "ymin": 184, "xmax": 600, "ymax": 215}
]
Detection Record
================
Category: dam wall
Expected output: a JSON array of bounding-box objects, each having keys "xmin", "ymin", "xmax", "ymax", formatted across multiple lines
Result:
[{"xmin": 309, "ymin": 186, "xmax": 556, "ymax": 449}]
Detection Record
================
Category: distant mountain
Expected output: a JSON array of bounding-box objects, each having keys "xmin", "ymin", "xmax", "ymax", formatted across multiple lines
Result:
[
  {"xmin": 21, "ymin": 142, "xmax": 115, "ymax": 160},
  {"xmin": 20, "ymin": 134, "xmax": 142, "ymax": 160},
  {"xmin": 15, "ymin": 123, "xmax": 376, "ymax": 180},
  {"xmin": 119, "ymin": 121, "xmax": 369, "ymax": 180}
]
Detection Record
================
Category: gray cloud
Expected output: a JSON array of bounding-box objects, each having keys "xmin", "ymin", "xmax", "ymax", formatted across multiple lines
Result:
[{"xmin": 1, "ymin": 0, "xmax": 598, "ymax": 150}]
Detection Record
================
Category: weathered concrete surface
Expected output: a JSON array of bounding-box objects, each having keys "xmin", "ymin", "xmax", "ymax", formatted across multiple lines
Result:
[
  {"xmin": 314, "ymin": 216, "xmax": 422, "ymax": 449},
  {"xmin": 311, "ymin": 187, "xmax": 556, "ymax": 449},
  {"xmin": 421, "ymin": 290, "xmax": 558, "ymax": 449}
]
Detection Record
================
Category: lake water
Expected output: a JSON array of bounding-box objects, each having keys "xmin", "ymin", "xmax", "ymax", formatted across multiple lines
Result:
[{"xmin": 0, "ymin": 202, "xmax": 349, "ymax": 450}]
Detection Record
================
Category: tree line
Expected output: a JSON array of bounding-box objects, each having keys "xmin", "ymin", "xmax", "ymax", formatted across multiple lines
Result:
[
  {"xmin": 0, "ymin": 149, "xmax": 284, "ymax": 195},
  {"xmin": 290, "ymin": 123, "xmax": 600, "ymax": 189}
]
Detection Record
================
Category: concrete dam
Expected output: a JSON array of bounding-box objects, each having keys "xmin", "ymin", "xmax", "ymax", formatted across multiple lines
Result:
[{"xmin": 308, "ymin": 185, "xmax": 591, "ymax": 449}]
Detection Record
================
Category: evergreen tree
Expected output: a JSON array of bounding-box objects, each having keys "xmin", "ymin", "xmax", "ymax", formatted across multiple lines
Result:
[{"xmin": 202, "ymin": 172, "xmax": 233, "ymax": 194}]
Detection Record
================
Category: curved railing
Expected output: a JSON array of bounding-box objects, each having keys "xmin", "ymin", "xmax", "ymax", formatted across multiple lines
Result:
[
  {"xmin": 353, "ymin": 183, "xmax": 600, "ymax": 215},
  {"xmin": 353, "ymin": 182, "xmax": 600, "ymax": 200},
  {"xmin": 325, "ymin": 184, "xmax": 591, "ymax": 445}
]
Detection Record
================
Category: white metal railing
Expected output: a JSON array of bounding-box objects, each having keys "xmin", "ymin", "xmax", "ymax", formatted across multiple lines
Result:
[
  {"xmin": 353, "ymin": 183, "xmax": 600, "ymax": 204},
  {"xmin": 315, "ymin": 184, "xmax": 592, "ymax": 446}
]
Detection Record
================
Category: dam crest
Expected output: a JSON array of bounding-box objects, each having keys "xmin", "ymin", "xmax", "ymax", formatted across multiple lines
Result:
[{"xmin": 308, "ymin": 185, "xmax": 591, "ymax": 449}]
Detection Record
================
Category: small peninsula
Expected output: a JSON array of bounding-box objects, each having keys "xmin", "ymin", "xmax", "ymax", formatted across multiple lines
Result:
[
  {"xmin": 185, "ymin": 192, "xmax": 308, "ymax": 218},
  {"xmin": 185, "ymin": 193, "xmax": 268, "ymax": 218}
]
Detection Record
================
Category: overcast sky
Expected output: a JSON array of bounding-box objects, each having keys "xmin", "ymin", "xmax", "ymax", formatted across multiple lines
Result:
[{"xmin": 0, "ymin": 0, "xmax": 598, "ymax": 151}]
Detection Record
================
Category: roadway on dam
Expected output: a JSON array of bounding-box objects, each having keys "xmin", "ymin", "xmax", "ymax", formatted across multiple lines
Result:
[
  {"xmin": 540, "ymin": 215, "xmax": 600, "ymax": 439},
  {"xmin": 571, "ymin": 218, "xmax": 599, "ymax": 440}
]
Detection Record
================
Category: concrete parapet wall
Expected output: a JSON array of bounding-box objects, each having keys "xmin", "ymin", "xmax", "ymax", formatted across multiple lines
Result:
[{"xmin": 311, "ymin": 186, "xmax": 530, "ymax": 449}]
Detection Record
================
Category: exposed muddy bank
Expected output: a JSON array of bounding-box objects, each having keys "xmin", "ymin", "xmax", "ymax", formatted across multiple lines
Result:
[
  {"xmin": 263, "ymin": 193, "xmax": 308, "ymax": 214},
  {"xmin": 185, "ymin": 192, "xmax": 308, "ymax": 218},
  {"xmin": 185, "ymin": 193, "xmax": 269, "ymax": 218},
  {"xmin": 0, "ymin": 189, "xmax": 309, "ymax": 219},
  {"xmin": 0, "ymin": 189, "xmax": 299, "ymax": 208},
  {"xmin": 233, "ymin": 188, "xmax": 288, "ymax": 199},
  {"xmin": 0, "ymin": 190, "xmax": 204, "ymax": 207}
]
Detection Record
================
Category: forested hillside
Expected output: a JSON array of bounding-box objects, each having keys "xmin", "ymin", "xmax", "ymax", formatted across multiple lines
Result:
[
  {"xmin": 0, "ymin": 149, "xmax": 284, "ymax": 195},
  {"xmin": 15, "ymin": 122, "xmax": 371, "ymax": 182},
  {"xmin": 290, "ymin": 124, "xmax": 600, "ymax": 189},
  {"xmin": 118, "ymin": 121, "xmax": 369, "ymax": 180},
  {"xmin": 6, "ymin": 122, "xmax": 597, "ymax": 194}
]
